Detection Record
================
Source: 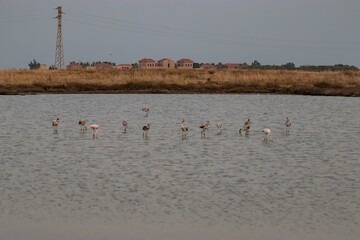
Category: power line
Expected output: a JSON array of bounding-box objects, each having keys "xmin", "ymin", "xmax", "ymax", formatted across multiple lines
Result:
[{"xmin": 64, "ymin": 9, "xmax": 360, "ymax": 47}]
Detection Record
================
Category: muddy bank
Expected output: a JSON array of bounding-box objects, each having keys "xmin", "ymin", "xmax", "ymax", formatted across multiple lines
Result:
[{"xmin": 1, "ymin": 81, "xmax": 359, "ymax": 96}]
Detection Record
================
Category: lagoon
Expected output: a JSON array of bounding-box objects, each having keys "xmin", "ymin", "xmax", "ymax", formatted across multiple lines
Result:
[{"xmin": 0, "ymin": 94, "xmax": 359, "ymax": 240}]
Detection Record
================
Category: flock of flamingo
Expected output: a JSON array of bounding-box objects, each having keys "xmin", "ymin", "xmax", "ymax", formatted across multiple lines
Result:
[{"xmin": 52, "ymin": 107, "xmax": 292, "ymax": 143}]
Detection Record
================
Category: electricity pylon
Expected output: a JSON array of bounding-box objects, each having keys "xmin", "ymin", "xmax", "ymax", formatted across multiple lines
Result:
[{"xmin": 54, "ymin": 6, "xmax": 64, "ymax": 69}]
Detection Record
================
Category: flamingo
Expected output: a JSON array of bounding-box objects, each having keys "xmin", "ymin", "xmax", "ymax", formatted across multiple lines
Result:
[
  {"xmin": 180, "ymin": 119, "xmax": 189, "ymax": 139},
  {"xmin": 143, "ymin": 124, "xmax": 150, "ymax": 138},
  {"xmin": 285, "ymin": 117, "xmax": 291, "ymax": 134},
  {"xmin": 79, "ymin": 119, "xmax": 87, "ymax": 132},
  {"xmin": 141, "ymin": 107, "xmax": 150, "ymax": 117},
  {"xmin": 90, "ymin": 124, "xmax": 99, "ymax": 139},
  {"xmin": 122, "ymin": 120, "xmax": 128, "ymax": 132},
  {"xmin": 200, "ymin": 121, "xmax": 210, "ymax": 138},
  {"xmin": 262, "ymin": 128, "xmax": 271, "ymax": 143},
  {"xmin": 52, "ymin": 118, "xmax": 60, "ymax": 133},
  {"xmin": 216, "ymin": 121, "xmax": 223, "ymax": 134},
  {"xmin": 239, "ymin": 118, "xmax": 251, "ymax": 135}
]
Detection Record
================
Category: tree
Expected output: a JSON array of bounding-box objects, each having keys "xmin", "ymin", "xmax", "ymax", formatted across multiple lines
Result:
[
  {"xmin": 251, "ymin": 60, "xmax": 261, "ymax": 67},
  {"xmin": 28, "ymin": 59, "xmax": 40, "ymax": 70},
  {"xmin": 282, "ymin": 62, "xmax": 296, "ymax": 70}
]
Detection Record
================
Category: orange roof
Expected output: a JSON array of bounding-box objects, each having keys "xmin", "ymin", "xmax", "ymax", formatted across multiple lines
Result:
[
  {"xmin": 139, "ymin": 58, "xmax": 156, "ymax": 63},
  {"xmin": 177, "ymin": 58, "xmax": 193, "ymax": 63},
  {"xmin": 158, "ymin": 58, "xmax": 174, "ymax": 63}
]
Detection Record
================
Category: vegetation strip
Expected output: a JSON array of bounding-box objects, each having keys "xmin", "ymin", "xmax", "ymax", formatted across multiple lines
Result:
[{"xmin": 1, "ymin": 69, "xmax": 359, "ymax": 96}]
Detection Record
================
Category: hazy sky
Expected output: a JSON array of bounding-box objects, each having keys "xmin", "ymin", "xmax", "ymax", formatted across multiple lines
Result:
[{"xmin": 1, "ymin": 0, "xmax": 360, "ymax": 69}]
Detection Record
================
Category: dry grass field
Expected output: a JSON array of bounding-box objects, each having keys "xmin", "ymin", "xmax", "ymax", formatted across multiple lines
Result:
[{"xmin": 0, "ymin": 69, "xmax": 359, "ymax": 96}]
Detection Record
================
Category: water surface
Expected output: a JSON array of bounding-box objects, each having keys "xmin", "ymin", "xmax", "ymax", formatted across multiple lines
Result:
[{"xmin": 0, "ymin": 94, "xmax": 359, "ymax": 240}]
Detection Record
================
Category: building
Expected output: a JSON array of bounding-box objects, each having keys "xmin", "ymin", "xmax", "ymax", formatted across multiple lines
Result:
[
  {"xmin": 176, "ymin": 58, "xmax": 193, "ymax": 69},
  {"xmin": 158, "ymin": 58, "xmax": 176, "ymax": 69},
  {"xmin": 39, "ymin": 64, "xmax": 47, "ymax": 70},
  {"xmin": 116, "ymin": 64, "xmax": 133, "ymax": 70},
  {"xmin": 95, "ymin": 63, "xmax": 114, "ymax": 70},
  {"xmin": 138, "ymin": 58, "xmax": 157, "ymax": 69},
  {"xmin": 66, "ymin": 62, "xmax": 82, "ymax": 70},
  {"xmin": 225, "ymin": 63, "xmax": 246, "ymax": 69},
  {"xmin": 199, "ymin": 64, "xmax": 216, "ymax": 70}
]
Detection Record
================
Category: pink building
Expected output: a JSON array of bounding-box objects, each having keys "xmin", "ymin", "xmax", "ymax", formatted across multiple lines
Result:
[
  {"xmin": 66, "ymin": 62, "xmax": 82, "ymax": 70},
  {"xmin": 116, "ymin": 64, "xmax": 133, "ymax": 70},
  {"xmin": 138, "ymin": 58, "xmax": 157, "ymax": 69},
  {"xmin": 177, "ymin": 58, "xmax": 193, "ymax": 69},
  {"xmin": 95, "ymin": 63, "xmax": 114, "ymax": 70},
  {"xmin": 158, "ymin": 58, "xmax": 175, "ymax": 69},
  {"xmin": 199, "ymin": 64, "xmax": 216, "ymax": 70},
  {"xmin": 225, "ymin": 63, "xmax": 246, "ymax": 69}
]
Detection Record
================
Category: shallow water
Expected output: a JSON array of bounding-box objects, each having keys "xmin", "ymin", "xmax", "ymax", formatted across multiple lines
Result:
[{"xmin": 0, "ymin": 94, "xmax": 359, "ymax": 240}]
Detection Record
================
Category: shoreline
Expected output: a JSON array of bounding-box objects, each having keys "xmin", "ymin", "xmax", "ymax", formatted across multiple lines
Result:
[{"xmin": 1, "ymin": 69, "xmax": 359, "ymax": 96}]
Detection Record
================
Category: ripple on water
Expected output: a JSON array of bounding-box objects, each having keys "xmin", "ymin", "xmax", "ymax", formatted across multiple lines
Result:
[{"xmin": 0, "ymin": 94, "xmax": 359, "ymax": 239}]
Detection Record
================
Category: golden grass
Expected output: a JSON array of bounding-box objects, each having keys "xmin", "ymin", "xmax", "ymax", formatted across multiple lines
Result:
[{"xmin": 0, "ymin": 68, "xmax": 359, "ymax": 96}]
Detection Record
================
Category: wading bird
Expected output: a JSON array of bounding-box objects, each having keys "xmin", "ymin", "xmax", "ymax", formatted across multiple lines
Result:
[
  {"xmin": 122, "ymin": 120, "xmax": 128, "ymax": 132},
  {"xmin": 79, "ymin": 119, "xmax": 87, "ymax": 132},
  {"xmin": 216, "ymin": 121, "xmax": 223, "ymax": 134},
  {"xmin": 143, "ymin": 124, "xmax": 150, "ymax": 138},
  {"xmin": 90, "ymin": 124, "xmax": 99, "ymax": 139},
  {"xmin": 285, "ymin": 117, "xmax": 291, "ymax": 134},
  {"xmin": 180, "ymin": 119, "xmax": 189, "ymax": 139},
  {"xmin": 239, "ymin": 118, "xmax": 251, "ymax": 136},
  {"xmin": 141, "ymin": 107, "xmax": 150, "ymax": 117},
  {"xmin": 200, "ymin": 121, "xmax": 210, "ymax": 138},
  {"xmin": 52, "ymin": 118, "xmax": 60, "ymax": 133},
  {"xmin": 262, "ymin": 128, "xmax": 271, "ymax": 143}
]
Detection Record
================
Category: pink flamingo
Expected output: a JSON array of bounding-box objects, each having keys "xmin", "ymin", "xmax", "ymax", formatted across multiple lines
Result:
[
  {"xmin": 52, "ymin": 118, "xmax": 60, "ymax": 133},
  {"xmin": 262, "ymin": 128, "xmax": 271, "ymax": 143},
  {"xmin": 180, "ymin": 119, "xmax": 189, "ymax": 139},
  {"xmin": 79, "ymin": 119, "xmax": 87, "ymax": 132},
  {"xmin": 216, "ymin": 121, "xmax": 223, "ymax": 134},
  {"xmin": 143, "ymin": 124, "xmax": 150, "ymax": 138},
  {"xmin": 90, "ymin": 124, "xmax": 99, "ymax": 138},
  {"xmin": 122, "ymin": 120, "xmax": 128, "ymax": 132},
  {"xmin": 200, "ymin": 121, "xmax": 210, "ymax": 138}
]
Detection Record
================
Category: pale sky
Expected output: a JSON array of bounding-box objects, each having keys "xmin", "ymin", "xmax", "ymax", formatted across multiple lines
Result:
[{"xmin": 1, "ymin": 0, "xmax": 360, "ymax": 69}]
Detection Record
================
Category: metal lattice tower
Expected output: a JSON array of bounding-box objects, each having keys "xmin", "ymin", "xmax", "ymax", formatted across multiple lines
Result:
[{"xmin": 54, "ymin": 6, "xmax": 64, "ymax": 69}]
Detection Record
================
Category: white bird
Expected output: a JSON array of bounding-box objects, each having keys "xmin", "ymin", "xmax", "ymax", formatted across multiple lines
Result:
[
  {"xmin": 262, "ymin": 128, "xmax": 271, "ymax": 143},
  {"xmin": 52, "ymin": 118, "xmax": 60, "ymax": 133},
  {"xmin": 143, "ymin": 124, "xmax": 150, "ymax": 138},
  {"xmin": 285, "ymin": 117, "xmax": 291, "ymax": 134},
  {"xmin": 79, "ymin": 119, "xmax": 87, "ymax": 132},
  {"xmin": 239, "ymin": 118, "xmax": 251, "ymax": 135},
  {"xmin": 90, "ymin": 124, "xmax": 99, "ymax": 139},
  {"xmin": 122, "ymin": 120, "xmax": 128, "ymax": 132},
  {"xmin": 216, "ymin": 121, "xmax": 223, "ymax": 134},
  {"xmin": 180, "ymin": 119, "xmax": 189, "ymax": 139},
  {"xmin": 141, "ymin": 107, "xmax": 150, "ymax": 117},
  {"xmin": 200, "ymin": 121, "xmax": 210, "ymax": 138}
]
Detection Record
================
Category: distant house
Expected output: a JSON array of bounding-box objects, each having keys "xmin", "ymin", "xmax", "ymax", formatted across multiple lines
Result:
[
  {"xmin": 158, "ymin": 58, "xmax": 175, "ymax": 69},
  {"xmin": 177, "ymin": 58, "xmax": 193, "ymax": 69},
  {"xmin": 138, "ymin": 58, "xmax": 157, "ymax": 69},
  {"xmin": 95, "ymin": 63, "xmax": 114, "ymax": 70},
  {"xmin": 66, "ymin": 62, "xmax": 82, "ymax": 70},
  {"xmin": 39, "ymin": 64, "xmax": 47, "ymax": 70},
  {"xmin": 116, "ymin": 64, "xmax": 133, "ymax": 70},
  {"xmin": 225, "ymin": 63, "xmax": 246, "ymax": 69},
  {"xmin": 199, "ymin": 64, "xmax": 216, "ymax": 70}
]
